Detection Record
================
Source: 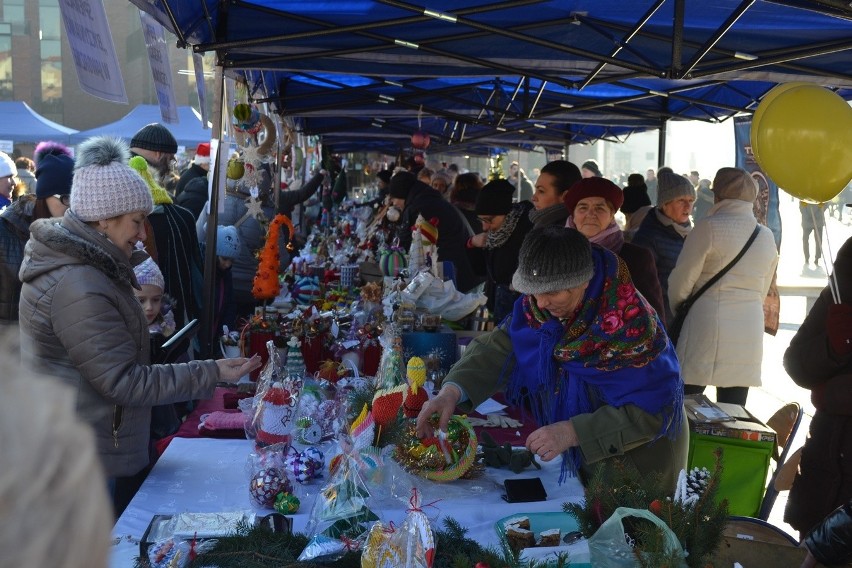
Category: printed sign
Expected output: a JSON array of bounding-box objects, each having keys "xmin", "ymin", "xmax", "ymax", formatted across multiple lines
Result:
[
  {"xmin": 58, "ymin": 0, "xmax": 127, "ymax": 103},
  {"xmin": 139, "ymin": 10, "xmax": 178, "ymax": 124}
]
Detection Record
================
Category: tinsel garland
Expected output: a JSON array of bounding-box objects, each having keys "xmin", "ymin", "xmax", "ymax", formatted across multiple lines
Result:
[{"xmin": 134, "ymin": 518, "xmax": 519, "ymax": 568}]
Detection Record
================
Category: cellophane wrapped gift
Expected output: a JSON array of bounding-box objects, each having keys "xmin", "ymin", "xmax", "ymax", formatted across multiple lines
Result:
[
  {"xmin": 245, "ymin": 442, "xmax": 294, "ymax": 509},
  {"xmin": 298, "ymin": 447, "xmax": 381, "ymax": 563},
  {"xmin": 361, "ymin": 488, "xmax": 436, "ymax": 568}
]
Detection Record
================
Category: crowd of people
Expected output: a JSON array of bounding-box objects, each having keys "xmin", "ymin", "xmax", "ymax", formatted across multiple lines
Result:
[{"xmin": 2, "ymin": 128, "xmax": 851, "ymax": 567}]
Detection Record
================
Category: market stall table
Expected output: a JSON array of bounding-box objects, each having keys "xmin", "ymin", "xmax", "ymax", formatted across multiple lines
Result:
[{"xmin": 110, "ymin": 437, "xmax": 586, "ymax": 567}]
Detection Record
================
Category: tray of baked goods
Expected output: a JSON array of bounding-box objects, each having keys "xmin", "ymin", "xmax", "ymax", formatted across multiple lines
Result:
[{"xmin": 495, "ymin": 512, "xmax": 590, "ymax": 567}]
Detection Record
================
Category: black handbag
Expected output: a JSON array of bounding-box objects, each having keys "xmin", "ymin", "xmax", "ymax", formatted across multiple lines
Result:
[{"xmin": 667, "ymin": 225, "xmax": 761, "ymax": 346}]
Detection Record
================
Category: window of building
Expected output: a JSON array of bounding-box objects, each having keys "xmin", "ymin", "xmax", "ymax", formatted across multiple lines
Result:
[
  {"xmin": 39, "ymin": 2, "xmax": 61, "ymax": 115},
  {"xmin": 0, "ymin": 23, "xmax": 11, "ymax": 100}
]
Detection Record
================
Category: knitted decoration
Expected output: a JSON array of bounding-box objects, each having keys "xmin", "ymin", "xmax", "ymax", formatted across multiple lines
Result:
[
  {"xmin": 371, "ymin": 384, "xmax": 406, "ymax": 432},
  {"xmin": 402, "ymin": 356, "xmax": 429, "ymax": 418},
  {"xmin": 285, "ymin": 336, "xmax": 306, "ymax": 378},
  {"xmin": 255, "ymin": 382, "xmax": 297, "ymax": 447},
  {"xmin": 129, "ymin": 155, "xmax": 173, "ymax": 205},
  {"xmin": 252, "ymin": 214, "xmax": 293, "ymax": 301},
  {"xmin": 379, "ymin": 246, "xmax": 407, "ymax": 277},
  {"xmin": 350, "ymin": 403, "xmax": 376, "ymax": 450}
]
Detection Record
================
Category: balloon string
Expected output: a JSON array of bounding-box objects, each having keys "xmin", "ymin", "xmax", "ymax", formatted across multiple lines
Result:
[{"xmin": 810, "ymin": 205, "xmax": 839, "ymax": 304}]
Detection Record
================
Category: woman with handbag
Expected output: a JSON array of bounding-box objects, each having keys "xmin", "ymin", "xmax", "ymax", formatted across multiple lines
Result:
[{"xmin": 668, "ymin": 168, "xmax": 778, "ymax": 405}]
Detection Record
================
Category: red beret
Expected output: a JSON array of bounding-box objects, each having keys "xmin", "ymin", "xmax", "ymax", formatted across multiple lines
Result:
[{"xmin": 563, "ymin": 177, "xmax": 624, "ymax": 214}]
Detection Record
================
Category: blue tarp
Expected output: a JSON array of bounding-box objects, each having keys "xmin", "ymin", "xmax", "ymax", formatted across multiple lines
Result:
[
  {"xmin": 127, "ymin": 0, "xmax": 852, "ymax": 151},
  {"xmin": 69, "ymin": 105, "xmax": 211, "ymax": 148},
  {"xmin": 0, "ymin": 101, "xmax": 77, "ymax": 144}
]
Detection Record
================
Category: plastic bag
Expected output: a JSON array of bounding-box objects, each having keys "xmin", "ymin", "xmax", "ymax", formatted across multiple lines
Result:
[
  {"xmin": 416, "ymin": 277, "xmax": 486, "ymax": 322},
  {"xmin": 148, "ymin": 536, "xmax": 217, "ymax": 568},
  {"xmin": 588, "ymin": 507, "xmax": 687, "ymax": 568},
  {"xmin": 246, "ymin": 443, "xmax": 294, "ymax": 509},
  {"xmin": 298, "ymin": 449, "xmax": 381, "ymax": 563}
]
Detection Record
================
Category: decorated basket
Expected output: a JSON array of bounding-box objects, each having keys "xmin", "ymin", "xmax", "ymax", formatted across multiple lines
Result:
[{"xmin": 393, "ymin": 415, "xmax": 477, "ymax": 482}]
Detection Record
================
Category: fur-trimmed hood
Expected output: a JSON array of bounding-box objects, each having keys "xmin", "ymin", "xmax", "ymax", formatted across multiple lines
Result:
[{"xmin": 20, "ymin": 211, "xmax": 145, "ymax": 289}]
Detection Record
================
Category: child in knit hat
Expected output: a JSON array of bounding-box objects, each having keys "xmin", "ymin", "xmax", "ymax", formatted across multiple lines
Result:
[
  {"xmin": 213, "ymin": 226, "xmax": 241, "ymax": 355},
  {"xmin": 133, "ymin": 255, "xmax": 183, "ymax": 438},
  {"xmin": 133, "ymin": 256, "xmax": 176, "ymax": 344}
]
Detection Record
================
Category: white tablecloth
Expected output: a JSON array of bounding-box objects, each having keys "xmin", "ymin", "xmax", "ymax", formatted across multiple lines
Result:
[{"xmin": 111, "ymin": 437, "xmax": 587, "ymax": 567}]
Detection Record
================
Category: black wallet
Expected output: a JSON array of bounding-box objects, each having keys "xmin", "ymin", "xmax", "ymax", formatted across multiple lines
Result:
[{"xmin": 502, "ymin": 477, "xmax": 547, "ymax": 503}]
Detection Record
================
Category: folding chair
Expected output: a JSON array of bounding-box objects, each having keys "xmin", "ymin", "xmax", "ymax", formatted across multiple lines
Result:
[{"xmin": 757, "ymin": 402, "xmax": 804, "ymax": 520}]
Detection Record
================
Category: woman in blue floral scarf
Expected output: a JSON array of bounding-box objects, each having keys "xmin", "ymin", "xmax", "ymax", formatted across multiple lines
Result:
[{"xmin": 416, "ymin": 225, "xmax": 688, "ymax": 489}]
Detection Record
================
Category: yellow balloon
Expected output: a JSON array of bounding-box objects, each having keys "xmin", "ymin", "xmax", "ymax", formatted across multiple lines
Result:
[
  {"xmin": 750, "ymin": 82, "xmax": 811, "ymax": 163},
  {"xmin": 753, "ymin": 84, "xmax": 852, "ymax": 204}
]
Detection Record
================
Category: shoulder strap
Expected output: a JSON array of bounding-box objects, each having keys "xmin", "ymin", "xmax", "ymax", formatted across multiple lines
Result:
[{"xmin": 683, "ymin": 224, "xmax": 761, "ymax": 305}]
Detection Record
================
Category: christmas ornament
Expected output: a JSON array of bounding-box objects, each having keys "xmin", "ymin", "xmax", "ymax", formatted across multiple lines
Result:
[
  {"xmin": 285, "ymin": 336, "xmax": 306, "ymax": 378},
  {"xmin": 285, "ymin": 452, "xmax": 316, "ymax": 483},
  {"xmin": 249, "ymin": 467, "xmax": 292, "ymax": 508},
  {"xmin": 393, "ymin": 415, "xmax": 478, "ymax": 482},
  {"xmin": 274, "ymin": 492, "xmax": 300, "ymax": 514},
  {"xmin": 227, "ymin": 157, "xmax": 245, "ymax": 180},
  {"xmin": 303, "ymin": 446, "xmax": 325, "ymax": 470},
  {"xmin": 410, "ymin": 130, "xmax": 431, "ymax": 150},
  {"xmin": 293, "ymin": 275, "xmax": 322, "ymax": 305},
  {"xmin": 402, "ymin": 356, "xmax": 429, "ymax": 418},
  {"xmin": 255, "ymin": 382, "xmax": 298, "ymax": 447},
  {"xmin": 252, "ymin": 214, "xmax": 294, "ymax": 301},
  {"xmin": 379, "ymin": 246, "xmax": 407, "ymax": 277}
]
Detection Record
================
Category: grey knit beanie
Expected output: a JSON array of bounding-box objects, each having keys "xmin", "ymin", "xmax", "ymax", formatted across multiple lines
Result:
[
  {"xmin": 512, "ymin": 225, "xmax": 594, "ymax": 295},
  {"xmin": 130, "ymin": 123, "xmax": 178, "ymax": 154},
  {"xmin": 712, "ymin": 167, "xmax": 758, "ymax": 203},
  {"xmin": 656, "ymin": 172, "xmax": 695, "ymax": 206},
  {"xmin": 70, "ymin": 136, "xmax": 154, "ymax": 222}
]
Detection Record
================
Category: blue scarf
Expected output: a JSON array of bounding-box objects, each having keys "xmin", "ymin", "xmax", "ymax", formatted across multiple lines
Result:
[{"xmin": 505, "ymin": 246, "xmax": 683, "ymax": 482}]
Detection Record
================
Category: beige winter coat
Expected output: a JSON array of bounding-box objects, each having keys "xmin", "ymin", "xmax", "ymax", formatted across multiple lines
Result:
[
  {"xmin": 18, "ymin": 212, "xmax": 219, "ymax": 478},
  {"xmin": 668, "ymin": 199, "xmax": 778, "ymax": 388}
]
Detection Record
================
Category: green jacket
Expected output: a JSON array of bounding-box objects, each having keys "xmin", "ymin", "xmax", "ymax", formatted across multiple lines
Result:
[{"xmin": 448, "ymin": 323, "xmax": 689, "ymax": 489}]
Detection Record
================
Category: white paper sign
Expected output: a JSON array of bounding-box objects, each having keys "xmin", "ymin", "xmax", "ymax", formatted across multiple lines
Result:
[
  {"xmin": 139, "ymin": 10, "xmax": 178, "ymax": 124},
  {"xmin": 58, "ymin": 0, "xmax": 127, "ymax": 103},
  {"xmin": 0, "ymin": 140, "xmax": 12, "ymax": 153},
  {"xmin": 193, "ymin": 53, "xmax": 209, "ymax": 128}
]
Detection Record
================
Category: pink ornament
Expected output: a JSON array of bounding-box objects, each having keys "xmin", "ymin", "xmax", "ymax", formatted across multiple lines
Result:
[{"xmin": 411, "ymin": 130, "xmax": 431, "ymax": 150}]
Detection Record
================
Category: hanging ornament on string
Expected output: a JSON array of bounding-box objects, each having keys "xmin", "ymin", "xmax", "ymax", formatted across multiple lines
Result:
[{"xmin": 411, "ymin": 105, "xmax": 430, "ymax": 151}]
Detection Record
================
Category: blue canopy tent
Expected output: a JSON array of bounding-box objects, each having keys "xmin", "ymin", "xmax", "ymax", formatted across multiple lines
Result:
[
  {"xmin": 0, "ymin": 101, "xmax": 77, "ymax": 145},
  {"xmin": 69, "ymin": 105, "xmax": 211, "ymax": 148},
  {"xmin": 128, "ymin": 0, "xmax": 852, "ymax": 152}
]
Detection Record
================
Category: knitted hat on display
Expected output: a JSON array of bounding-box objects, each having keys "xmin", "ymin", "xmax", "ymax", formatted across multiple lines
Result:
[
  {"xmin": 712, "ymin": 167, "xmax": 758, "ymax": 203},
  {"xmin": 511, "ymin": 225, "xmax": 594, "ymax": 296},
  {"xmin": 35, "ymin": 153, "xmax": 75, "ymax": 199},
  {"xmin": 0, "ymin": 151, "xmax": 14, "ymax": 178},
  {"xmin": 417, "ymin": 216, "xmax": 439, "ymax": 244},
  {"xmin": 194, "ymin": 142, "xmax": 210, "ymax": 165},
  {"xmin": 581, "ymin": 159, "xmax": 603, "ymax": 177},
  {"xmin": 70, "ymin": 137, "xmax": 154, "ymax": 222},
  {"xmin": 134, "ymin": 257, "xmax": 165, "ymax": 290},
  {"xmin": 622, "ymin": 174, "xmax": 651, "ymax": 214},
  {"xmin": 656, "ymin": 172, "xmax": 695, "ymax": 206},
  {"xmin": 216, "ymin": 225, "xmax": 241, "ymax": 258},
  {"xmin": 388, "ymin": 171, "xmax": 417, "ymax": 200},
  {"xmin": 475, "ymin": 179, "xmax": 515, "ymax": 215},
  {"xmin": 130, "ymin": 123, "xmax": 178, "ymax": 154},
  {"xmin": 563, "ymin": 177, "xmax": 624, "ymax": 215}
]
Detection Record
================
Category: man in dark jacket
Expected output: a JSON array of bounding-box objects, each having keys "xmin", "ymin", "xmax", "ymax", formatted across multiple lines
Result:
[
  {"xmin": 175, "ymin": 142, "xmax": 210, "ymax": 196},
  {"xmin": 389, "ymin": 171, "xmax": 478, "ymax": 293}
]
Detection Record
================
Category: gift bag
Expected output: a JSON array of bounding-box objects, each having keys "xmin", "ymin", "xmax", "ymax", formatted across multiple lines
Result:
[{"xmin": 588, "ymin": 507, "xmax": 687, "ymax": 568}]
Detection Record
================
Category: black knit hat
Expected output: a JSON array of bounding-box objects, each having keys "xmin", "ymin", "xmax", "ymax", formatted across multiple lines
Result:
[
  {"xmin": 388, "ymin": 171, "xmax": 417, "ymax": 200},
  {"xmin": 130, "ymin": 123, "xmax": 178, "ymax": 154},
  {"xmin": 512, "ymin": 226, "xmax": 594, "ymax": 295},
  {"xmin": 476, "ymin": 179, "xmax": 515, "ymax": 215},
  {"xmin": 376, "ymin": 170, "xmax": 392, "ymax": 184},
  {"xmin": 622, "ymin": 175, "xmax": 651, "ymax": 214},
  {"xmin": 35, "ymin": 153, "xmax": 75, "ymax": 199}
]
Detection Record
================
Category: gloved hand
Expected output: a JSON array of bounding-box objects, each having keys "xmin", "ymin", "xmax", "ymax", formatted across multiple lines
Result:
[{"xmin": 827, "ymin": 303, "xmax": 852, "ymax": 356}]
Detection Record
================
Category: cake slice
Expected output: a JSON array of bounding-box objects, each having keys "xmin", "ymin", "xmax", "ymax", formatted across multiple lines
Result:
[
  {"xmin": 538, "ymin": 528, "xmax": 562, "ymax": 547},
  {"xmin": 506, "ymin": 526, "xmax": 536, "ymax": 554},
  {"xmin": 506, "ymin": 516, "xmax": 531, "ymax": 530}
]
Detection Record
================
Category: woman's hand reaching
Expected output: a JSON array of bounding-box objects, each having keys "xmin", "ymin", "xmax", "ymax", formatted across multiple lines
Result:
[
  {"xmin": 415, "ymin": 384, "xmax": 462, "ymax": 439},
  {"xmin": 525, "ymin": 420, "xmax": 579, "ymax": 461},
  {"xmin": 216, "ymin": 354, "xmax": 262, "ymax": 382}
]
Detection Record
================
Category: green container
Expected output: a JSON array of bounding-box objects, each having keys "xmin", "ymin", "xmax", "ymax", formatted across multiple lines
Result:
[{"xmin": 687, "ymin": 432, "xmax": 773, "ymax": 517}]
